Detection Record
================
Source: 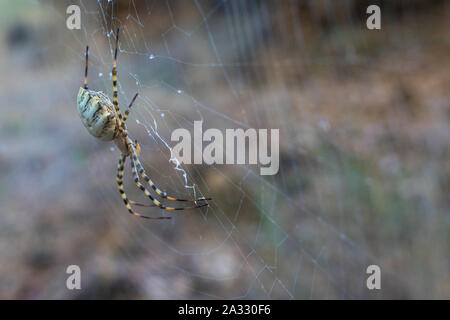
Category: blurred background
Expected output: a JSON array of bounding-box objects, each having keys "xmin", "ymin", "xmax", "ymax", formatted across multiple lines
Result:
[{"xmin": 0, "ymin": 0, "xmax": 448, "ymax": 299}]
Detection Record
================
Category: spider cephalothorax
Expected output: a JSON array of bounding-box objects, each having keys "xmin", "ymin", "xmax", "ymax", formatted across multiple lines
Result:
[{"xmin": 77, "ymin": 28, "xmax": 211, "ymax": 220}]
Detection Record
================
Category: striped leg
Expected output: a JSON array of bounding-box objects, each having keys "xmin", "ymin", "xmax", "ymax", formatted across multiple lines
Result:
[
  {"xmin": 130, "ymin": 151, "xmax": 210, "ymax": 211},
  {"xmin": 133, "ymin": 148, "xmax": 212, "ymax": 203},
  {"xmin": 121, "ymin": 92, "xmax": 138, "ymax": 131},
  {"xmin": 116, "ymin": 154, "xmax": 169, "ymax": 220},
  {"xmin": 123, "ymin": 93, "xmax": 138, "ymax": 123},
  {"xmin": 84, "ymin": 46, "xmax": 89, "ymax": 89},
  {"xmin": 112, "ymin": 27, "xmax": 122, "ymax": 120}
]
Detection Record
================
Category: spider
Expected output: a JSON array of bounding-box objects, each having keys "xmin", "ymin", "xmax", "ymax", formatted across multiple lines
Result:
[{"xmin": 77, "ymin": 28, "xmax": 211, "ymax": 220}]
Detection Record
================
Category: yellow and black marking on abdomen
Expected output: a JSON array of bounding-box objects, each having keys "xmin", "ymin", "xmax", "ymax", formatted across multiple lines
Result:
[{"xmin": 77, "ymin": 87, "xmax": 120, "ymax": 141}]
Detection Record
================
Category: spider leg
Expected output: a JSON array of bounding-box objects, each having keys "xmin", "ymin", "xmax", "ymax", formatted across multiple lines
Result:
[
  {"xmin": 133, "ymin": 144, "xmax": 212, "ymax": 203},
  {"xmin": 116, "ymin": 154, "xmax": 170, "ymax": 220},
  {"xmin": 122, "ymin": 93, "xmax": 138, "ymax": 126},
  {"xmin": 129, "ymin": 200, "xmax": 156, "ymax": 207},
  {"xmin": 130, "ymin": 150, "xmax": 210, "ymax": 211},
  {"xmin": 135, "ymin": 140, "xmax": 141, "ymax": 157},
  {"xmin": 112, "ymin": 27, "xmax": 123, "ymax": 121},
  {"xmin": 84, "ymin": 46, "xmax": 88, "ymax": 89}
]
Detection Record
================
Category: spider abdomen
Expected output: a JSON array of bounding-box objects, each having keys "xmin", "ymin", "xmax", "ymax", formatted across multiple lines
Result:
[{"xmin": 77, "ymin": 87, "xmax": 120, "ymax": 141}]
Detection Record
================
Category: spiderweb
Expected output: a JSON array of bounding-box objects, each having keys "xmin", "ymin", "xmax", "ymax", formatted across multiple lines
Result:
[{"xmin": 58, "ymin": 0, "xmax": 385, "ymax": 299}]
